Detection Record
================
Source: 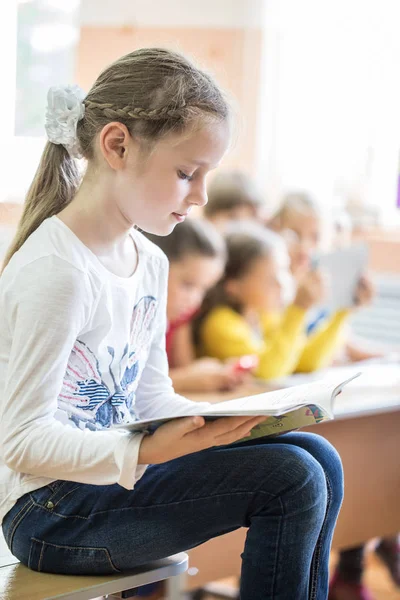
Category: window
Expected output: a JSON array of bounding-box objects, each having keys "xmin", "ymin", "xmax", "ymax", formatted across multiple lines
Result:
[{"xmin": 257, "ymin": 0, "xmax": 400, "ymax": 226}]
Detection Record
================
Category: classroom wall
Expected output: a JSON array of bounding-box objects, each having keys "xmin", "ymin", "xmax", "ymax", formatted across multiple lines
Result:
[{"xmin": 75, "ymin": 0, "xmax": 263, "ymax": 175}]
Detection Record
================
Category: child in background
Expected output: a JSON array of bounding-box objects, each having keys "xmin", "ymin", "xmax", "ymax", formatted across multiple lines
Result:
[
  {"xmin": 0, "ymin": 48, "xmax": 345, "ymax": 600},
  {"xmin": 269, "ymin": 192, "xmax": 326, "ymax": 281},
  {"xmin": 195, "ymin": 223, "xmax": 359, "ymax": 379},
  {"xmin": 332, "ymin": 208, "xmax": 386, "ymax": 364},
  {"xmin": 139, "ymin": 219, "xmax": 245, "ymax": 599},
  {"xmin": 330, "ymin": 210, "xmax": 400, "ymax": 600},
  {"xmin": 270, "ymin": 195, "xmax": 399, "ymax": 599},
  {"xmin": 269, "ymin": 193, "xmax": 376, "ymax": 351},
  {"xmin": 145, "ymin": 218, "xmax": 246, "ymax": 393},
  {"xmin": 204, "ymin": 170, "xmax": 266, "ymax": 232}
]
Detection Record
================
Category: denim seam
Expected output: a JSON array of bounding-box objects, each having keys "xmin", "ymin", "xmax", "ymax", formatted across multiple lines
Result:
[
  {"xmin": 51, "ymin": 486, "xmax": 81, "ymax": 508},
  {"xmin": 30, "ymin": 490, "xmax": 275, "ymax": 520},
  {"xmin": 31, "ymin": 537, "xmax": 122, "ymax": 573},
  {"xmin": 30, "ymin": 499, "xmax": 89, "ymax": 520},
  {"xmin": 28, "ymin": 538, "xmax": 34, "ymax": 570},
  {"xmin": 6, "ymin": 498, "xmax": 32, "ymax": 545},
  {"xmin": 6, "ymin": 498, "xmax": 34, "ymax": 551},
  {"xmin": 89, "ymin": 489, "xmax": 277, "ymax": 518},
  {"xmin": 46, "ymin": 481, "xmax": 69, "ymax": 503},
  {"xmin": 30, "ymin": 490, "xmax": 276, "ymax": 521},
  {"xmin": 309, "ymin": 474, "xmax": 332, "ymax": 600},
  {"xmin": 38, "ymin": 539, "xmax": 45, "ymax": 572},
  {"xmin": 272, "ymin": 497, "xmax": 284, "ymax": 598},
  {"xmin": 47, "ymin": 481, "xmax": 63, "ymax": 493}
]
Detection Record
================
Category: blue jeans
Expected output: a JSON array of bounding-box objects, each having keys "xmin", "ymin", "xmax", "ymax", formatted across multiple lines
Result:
[{"xmin": 2, "ymin": 432, "xmax": 343, "ymax": 600}]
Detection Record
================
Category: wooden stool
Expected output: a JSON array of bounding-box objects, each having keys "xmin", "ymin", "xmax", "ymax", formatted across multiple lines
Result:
[{"xmin": 0, "ymin": 553, "xmax": 188, "ymax": 600}]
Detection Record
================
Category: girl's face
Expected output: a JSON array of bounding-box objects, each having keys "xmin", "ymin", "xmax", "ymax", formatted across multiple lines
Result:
[
  {"xmin": 111, "ymin": 121, "xmax": 230, "ymax": 236},
  {"xmin": 226, "ymin": 250, "xmax": 293, "ymax": 313},
  {"xmin": 167, "ymin": 254, "xmax": 224, "ymax": 322},
  {"xmin": 279, "ymin": 209, "xmax": 321, "ymax": 279}
]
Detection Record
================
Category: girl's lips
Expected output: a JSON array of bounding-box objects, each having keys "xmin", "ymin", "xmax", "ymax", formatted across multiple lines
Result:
[{"xmin": 172, "ymin": 213, "xmax": 187, "ymax": 222}]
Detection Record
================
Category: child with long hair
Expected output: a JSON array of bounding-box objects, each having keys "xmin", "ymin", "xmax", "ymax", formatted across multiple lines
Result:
[
  {"xmin": 145, "ymin": 218, "xmax": 245, "ymax": 393},
  {"xmin": 0, "ymin": 48, "xmax": 343, "ymax": 599},
  {"xmin": 196, "ymin": 223, "xmax": 360, "ymax": 379},
  {"xmin": 270, "ymin": 194, "xmax": 398, "ymax": 600}
]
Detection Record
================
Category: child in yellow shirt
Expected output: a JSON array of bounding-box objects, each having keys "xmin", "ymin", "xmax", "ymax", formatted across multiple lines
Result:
[
  {"xmin": 196, "ymin": 223, "xmax": 360, "ymax": 380},
  {"xmin": 269, "ymin": 193, "xmax": 378, "ymax": 363},
  {"xmin": 270, "ymin": 194, "xmax": 399, "ymax": 600}
]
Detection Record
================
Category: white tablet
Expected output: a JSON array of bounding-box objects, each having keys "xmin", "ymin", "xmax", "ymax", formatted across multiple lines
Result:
[{"xmin": 314, "ymin": 243, "xmax": 369, "ymax": 311}]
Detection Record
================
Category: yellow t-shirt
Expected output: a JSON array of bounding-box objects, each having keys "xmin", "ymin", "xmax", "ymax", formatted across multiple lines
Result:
[{"xmin": 199, "ymin": 304, "xmax": 349, "ymax": 380}]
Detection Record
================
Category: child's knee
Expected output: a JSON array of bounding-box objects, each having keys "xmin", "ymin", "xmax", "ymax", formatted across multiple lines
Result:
[
  {"xmin": 293, "ymin": 433, "xmax": 344, "ymax": 501},
  {"xmin": 276, "ymin": 445, "xmax": 329, "ymax": 516}
]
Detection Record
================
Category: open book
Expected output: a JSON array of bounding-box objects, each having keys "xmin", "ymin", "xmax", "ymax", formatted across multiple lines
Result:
[{"xmin": 117, "ymin": 373, "xmax": 361, "ymax": 441}]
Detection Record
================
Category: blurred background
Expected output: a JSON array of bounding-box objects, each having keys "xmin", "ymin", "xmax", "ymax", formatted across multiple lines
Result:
[
  {"xmin": 1, "ymin": 2, "xmax": 400, "ymax": 599},
  {"xmin": 2, "ymin": 0, "xmax": 400, "ymax": 241}
]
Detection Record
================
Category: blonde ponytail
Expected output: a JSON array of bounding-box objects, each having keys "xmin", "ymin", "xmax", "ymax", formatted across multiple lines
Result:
[{"xmin": 2, "ymin": 142, "xmax": 81, "ymax": 270}]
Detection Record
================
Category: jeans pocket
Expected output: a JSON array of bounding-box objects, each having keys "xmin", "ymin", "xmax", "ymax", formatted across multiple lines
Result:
[
  {"xmin": 28, "ymin": 537, "xmax": 122, "ymax": 575},
  {"xmin": 31, "ymin": 481, "xmax": 81, "ymax": 513}
]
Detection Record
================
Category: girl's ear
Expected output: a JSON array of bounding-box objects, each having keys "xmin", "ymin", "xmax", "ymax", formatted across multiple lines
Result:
[{"xmin": 99, "ymin": 122, "xmax": 131, "ymax": 170}]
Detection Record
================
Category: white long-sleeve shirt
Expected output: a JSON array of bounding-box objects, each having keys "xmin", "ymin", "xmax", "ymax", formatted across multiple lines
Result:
[{"xmin": 0, "ymin": 216, "xmax": 208, "ymax": 524}]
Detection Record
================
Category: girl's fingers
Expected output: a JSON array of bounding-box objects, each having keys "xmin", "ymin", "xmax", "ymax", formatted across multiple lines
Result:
[
  {"xmin": 162, "ymin": 416, "xmax": 205, "ymax": 438},
  {"xmin": 213, "ymin": 416, "xmax": 266, "ymax": 441},
  {"xmin": 206, "ymin": 415, "xmax": 263, "ymax": 437},
  {"xmin": 214, "ymin": 416, "xmax": 267, "ymax": 445}
]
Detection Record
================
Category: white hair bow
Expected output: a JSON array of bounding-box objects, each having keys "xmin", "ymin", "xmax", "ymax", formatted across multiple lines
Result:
[{"xmin": 45, "ymin": 85, "xmax": 86, "ymax": 158}]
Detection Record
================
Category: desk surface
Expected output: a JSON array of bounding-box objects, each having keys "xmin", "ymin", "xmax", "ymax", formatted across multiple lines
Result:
[{"xmin": 188, "ymin": 363, "xmax": 400, "ymax": 421}]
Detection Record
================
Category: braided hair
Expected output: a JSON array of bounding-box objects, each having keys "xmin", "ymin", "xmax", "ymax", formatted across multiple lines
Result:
[{"xmin": 3, "ymin": 48, "xmax": 230, "ymax": 268}]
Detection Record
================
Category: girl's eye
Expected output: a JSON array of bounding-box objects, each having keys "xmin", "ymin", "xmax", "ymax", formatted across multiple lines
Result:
[{"xmin": 177, "ymin": 169, "xmax": 193, "ymax": 182}]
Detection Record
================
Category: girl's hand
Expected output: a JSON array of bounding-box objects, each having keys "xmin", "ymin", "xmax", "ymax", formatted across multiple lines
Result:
[
  {"xmin": 294, "ymin": 269, "xmax": 327, "ymax": 310},
  {"xmin": 353, "ymin": 275, "xmax": 375, "ymax": 308},
  {"xmin": 178, "ymin": 359, "xmax": 245, "ymax": 393},
  {"xmin": 138, "ymin": 415, "xmax": 267, "ymax": 465}
]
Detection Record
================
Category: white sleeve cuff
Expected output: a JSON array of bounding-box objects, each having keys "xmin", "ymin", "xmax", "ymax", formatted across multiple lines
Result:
[{"xmin": 115, "ymin": 432, "xmax": 147, "ymax": 490}]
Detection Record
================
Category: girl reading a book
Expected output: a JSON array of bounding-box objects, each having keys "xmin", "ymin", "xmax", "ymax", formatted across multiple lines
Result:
[{"xmin": 0, "ymin": 48, "xmax": 343, "ymax": 599}]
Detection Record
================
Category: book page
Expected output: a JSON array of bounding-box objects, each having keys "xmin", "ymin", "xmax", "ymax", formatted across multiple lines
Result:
[
  {"xmin": 116, "ymin": 374, "xmax": 360, "ymax": 433},
  {"xmin": 204, "ymin": 378, "xmax": 340, "ymax": 416},
  {"xmin": 238, "ymin": 404, "xmax": 332, "ymax": 441}
]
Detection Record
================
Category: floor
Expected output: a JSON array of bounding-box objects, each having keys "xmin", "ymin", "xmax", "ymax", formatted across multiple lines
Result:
[
  {"xmin": 331, "ymin": 551, "xmax": 400, "ymax": 600},
  {"xmin": 191, "ymin": 551, "xmax": 400, "ymax": 600},
  {"xmin": 92, "ymin": 548, "xmax": 400, "ymax": 599}
]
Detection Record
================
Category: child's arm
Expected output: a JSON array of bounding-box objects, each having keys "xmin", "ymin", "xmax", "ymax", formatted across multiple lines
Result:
[
  {"xmin": 295, "ymin": 274, "xmax": 375, "ymax": 372},
  {"xmin": 198, "ymin": 269, "xmax": 328, "ymax": 381},
  {"xmin": 199, "ymin": 304, "xmax": 308, "ymax": 380},
  {"xmin": 344, "ymin": 338, "xmax": 386, "ymax": 363},
  {"xmin": 170, "ymin": 358, "xmax": 243, "ymax": 393},
  {"xmin": 295, "ymin": 310, "xmax": 350, "ymax": 372},
  {"xmin": 168, "ymin": 322, "xmax": 241, "ymax": 393},
  {"xmin": 1, "ymin": 257, "xmax": 145, "ymax": 490},
  {"xmin": 168, "ymin": 323, "xmax": 196, "ymax": 368}
]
